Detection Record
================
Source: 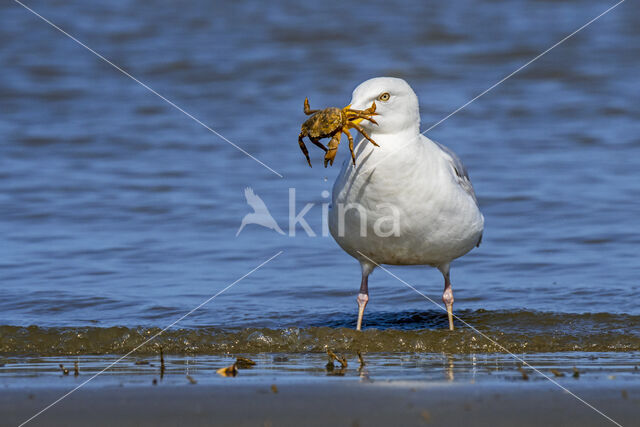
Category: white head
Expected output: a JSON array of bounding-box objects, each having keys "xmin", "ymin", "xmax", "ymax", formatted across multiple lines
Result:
[{"xmin": 348, "ymin": 77, "xmax": 420, "ymax": 135}]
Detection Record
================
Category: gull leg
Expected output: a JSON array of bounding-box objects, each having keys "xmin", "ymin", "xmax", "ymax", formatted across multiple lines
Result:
[
  {"xmin": 356, "ymin": 287, "xmax": 368, "ymax": 331},
  {"xmin": 439, "ymin": 264, "xmax": 454, "ymax": 331},
  {"xmin": 356, "ymin": 261, "xmax": 375, "ymax": 331}
]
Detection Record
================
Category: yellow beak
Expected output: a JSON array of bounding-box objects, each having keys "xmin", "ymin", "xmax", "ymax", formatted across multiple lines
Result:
[{"xmin": 343, "ymin": 104, "xmax": 364, "ymax": 125}]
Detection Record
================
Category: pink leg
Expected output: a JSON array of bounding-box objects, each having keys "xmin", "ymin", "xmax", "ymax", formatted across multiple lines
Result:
[
  {"xmin": 439, "ymin": 264, "xmax": 454, "ymax": 331},
  {"xmin": 356, "ymin": 261, "xmax": 375, "ymax": 331}
]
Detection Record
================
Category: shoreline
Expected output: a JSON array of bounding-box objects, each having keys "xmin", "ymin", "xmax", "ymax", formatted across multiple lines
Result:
[
  {"xmin": 3, "ymin": 380, "xmax": 637, "ymax": 427},
  {"xmin": 2, "ymin": 351, "xmax": 638, "ymax": 426}
]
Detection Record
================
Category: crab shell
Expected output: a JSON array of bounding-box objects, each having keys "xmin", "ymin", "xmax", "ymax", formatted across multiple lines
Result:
[{"xmin": 300, "ymin": 107, "xmax": 346, "ymax": 138}]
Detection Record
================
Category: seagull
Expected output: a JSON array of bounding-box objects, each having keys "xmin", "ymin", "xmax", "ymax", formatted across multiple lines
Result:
[
  {"xmin": 236, "ymin": 187, "xmax": 285, "ymax": 236},
  {"xmin": 328, "ymin": 77, "xmax": 484, "ymax": 331}
]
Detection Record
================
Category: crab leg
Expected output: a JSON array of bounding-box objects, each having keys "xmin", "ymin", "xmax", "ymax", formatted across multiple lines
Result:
[
  {"xmin": 324, "ymin": 131, "xmax": 342, "ymax": 167},
  {"xmin": 349, "ymin": 122, "xmax": 380, "ymax": 147},
  {"xmin": 344, "ymin": 128, "xmax": 356, "ymax": 166},
  {"xmin": 348, "ymin": 114, "xmax": 378, "ymax": 125},
  {"xmin": 309, "ymin": 137, "xmax": 328, "ymax": 153},
  {"xmin": 346, "ymin": 101, "xmax": 376, "ymax": 116},
  {"xmin": 346, "ymin": 109, "xmax": 377, "ymax": 117},
  {"xmin": 298, "ymin": 133, "xmax": 312, "ymax": 167},
  {"xmin": 303, "ymin": 98, "xmax": 319, "ymax": 115}
]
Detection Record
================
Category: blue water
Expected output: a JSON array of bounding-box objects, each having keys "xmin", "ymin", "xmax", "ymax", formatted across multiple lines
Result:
[{"xmin": 1, "ymin": 0, "xmax": 639, "ymax": 331}]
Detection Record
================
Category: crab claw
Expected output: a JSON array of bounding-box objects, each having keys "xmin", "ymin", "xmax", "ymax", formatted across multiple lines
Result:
[
  {"xmin": 344, "ymin": 102, "xmax": 378, "ymax": 115},
  {"xmin": 358, "ymin": 101, "xmax": 378, "ymax": 115},
  {"xmin": 344, "ymin": 100, "xmax": 378, "ymax": 125},
  {"xmin": 348, "ymin": 116, "xmax": 378, "ymax": 126},
  {"xmin": 367, "ymin": 101, "xmax": 377, "ymax": 114}
]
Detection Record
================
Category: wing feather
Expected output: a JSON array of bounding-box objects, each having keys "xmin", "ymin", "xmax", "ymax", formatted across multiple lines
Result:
[{"xmin": 434, "ymin": 141, "xmax": 479, "ymax": 206}]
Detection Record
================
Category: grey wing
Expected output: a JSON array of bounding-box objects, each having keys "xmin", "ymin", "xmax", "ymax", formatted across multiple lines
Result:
[{"xmin": 434, "ymin": 141, "xmax": 479, "ymax": 206}]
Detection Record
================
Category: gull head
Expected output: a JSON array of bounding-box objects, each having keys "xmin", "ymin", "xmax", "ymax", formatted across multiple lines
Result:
[{"xmin": 347, "ymin": 77, "xmax": 420, "ymax": 135}]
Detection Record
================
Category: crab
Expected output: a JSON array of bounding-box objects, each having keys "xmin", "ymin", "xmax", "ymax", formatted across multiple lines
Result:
[{"xmin": 298, "ymin": 98, "xmax": 379, "ymax": 167}]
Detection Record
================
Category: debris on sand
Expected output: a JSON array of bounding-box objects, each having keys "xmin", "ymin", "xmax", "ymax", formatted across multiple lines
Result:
[
  {"xmin": 160, "ymin": 347, "xmax": 165, "ymax": 379},
  {"xmin": 186, "ymin": 375, "xmax": 197, "ymax": 384},
  {"xmin": 517, "ymin": 365, "xmax": 529, "ymax": 380},
  {"xmin": 270, "ymin": 384, "xmax": 278, "ymax": 394},
  {"xmin": 327, "ymin": 350, "xmax": 348, "ymax": 368},
  {"xmin": 236, "ymin": 357, "xmax": 256, "ymax": 369},
  {"xmin": 326, "ymin": 350, "xmax": 348, "ymax": 376},
  {"xmin": 217, "ymin": 363, "xmax": 238, "ymax": 377},
  {"xmin": 357, "ymin": 351, "xmax": 366, "ymax": 369},
  {"xmin": 550, "ymin": 369, "xmax": 565, "ymax": 377}
]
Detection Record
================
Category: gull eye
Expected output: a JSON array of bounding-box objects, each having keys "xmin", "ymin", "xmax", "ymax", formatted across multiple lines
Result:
[{"xmin": 378, "ymin": 92, "xmax": 390, "ymax": 101}]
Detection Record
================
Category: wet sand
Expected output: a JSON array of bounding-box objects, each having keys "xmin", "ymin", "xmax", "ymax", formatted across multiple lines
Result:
[{"xmin": 3, "ymin": 381, "xmax": 637, "ymax": 427}]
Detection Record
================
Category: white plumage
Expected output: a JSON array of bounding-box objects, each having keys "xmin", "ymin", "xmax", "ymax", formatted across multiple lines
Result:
[{"xmin": 328, "ymin": 77, "xmax": 484, "ymax": 330}]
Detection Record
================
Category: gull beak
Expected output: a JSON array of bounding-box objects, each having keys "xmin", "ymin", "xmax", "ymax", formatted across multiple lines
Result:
[{"xmin": 343, "ymin": 103, "xmax": 364, "ymax": 125}]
